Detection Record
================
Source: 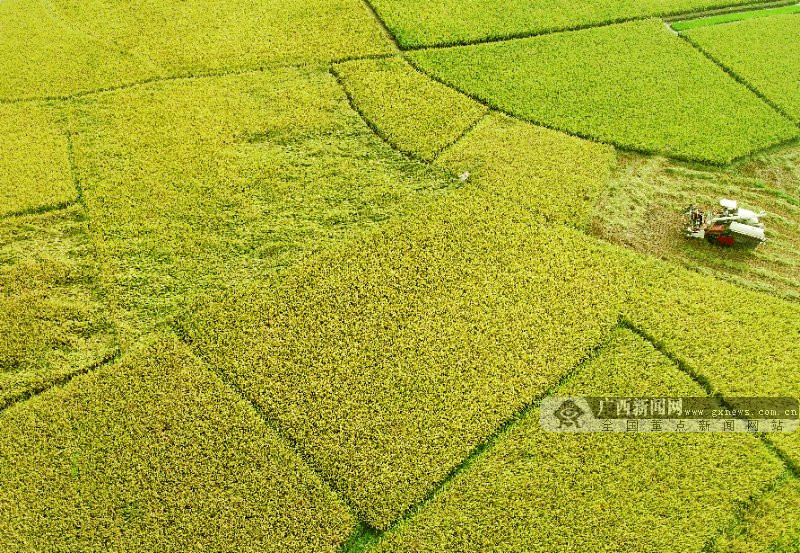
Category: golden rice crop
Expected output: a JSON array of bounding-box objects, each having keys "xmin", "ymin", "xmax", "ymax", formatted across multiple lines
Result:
[
  {"xmin": 0, "ymin": 207, "xmax": 117, "ymax": 409},
  {"xmin": 437, "ymin": 112, "xmax": 615, "ymax": 227},
  {"xmin": 333, "ymin": 56, "xmax": 487, "ymax": 161},
  {"xmin": 184, "ymin": 189, "xmax": 631, "ymax": 529},
  {"xmin": 67, "ymin": 67, "xmax": 458, "ymax": 341},
  {"xmin": 684, "ymin": 14, "xmax": 800, "ymax": 122},
  {"xmin": 374, "ymin": 328, "xmax": 783, "ymax": 552},
  {"xmin": 0, "ymin": 102, "xmax": 75, "ymax": 217},
  {"xmin": 0, "ymin": 333, "xmax": 355, "ymax": 551}
]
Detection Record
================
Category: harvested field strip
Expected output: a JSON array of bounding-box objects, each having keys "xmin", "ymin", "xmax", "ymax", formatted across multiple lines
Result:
[
  {"xmin": 672, "ymin": 3, "xmax": 800, "ymax": 30},
  {"xmin": 0, "ymin": 207, "xmax": 118, "ymax": 409},
  {"xmin": 332, "ymin": 57, "xmax": 487, "ymax": 161},
  {"xmin": 436, "ymin": 112, "xmax": 616, "ymax": 228},
  {"xmin": 368, "ymin": 0, "xmax": 761, "ymax": 48},
  {"xmin": 409, "ymin": 20, "xmax": 798, "ymax": 165},
  {"xmin": 184, "ymin": 189, "xmax": 633, "ymax": 529},
  {"xmin": 0, "ymin": 334, "xmax": 356, "ymax": 552},
  {"xmin": 591, "ymin": 152, "xmax": 800, "ymax": 302},
  {"xmin": 0, "ymin": 102, "xmax": 76, "ymax": 217},
  {"xmin": 67, "ymin": 67, "xmax": 458, "ymax": 342},
  {"xmin": 372, "ymin": 328, "xmax": 784, "ymax": 552},
  {"xmin": 683, "ymin": 14, "xmax": 800, "ymax": 122}
]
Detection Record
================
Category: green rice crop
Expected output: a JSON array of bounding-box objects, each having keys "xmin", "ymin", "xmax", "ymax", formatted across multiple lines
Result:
[
  {"xmin": 0, "ymin": 103, "xmax": 75, "ymax": 217},
  {"xmin": 592, "ymin": 151, "xmax": 800, "ymax": 302},
  {"xmin": 0, "ymin": 207, "xmax": 117, "ymax": 409},
  {"xmin": 409, "ymin": 19, "xmax": 798, "ymax": 164},
  {"xmin": 684, "ymin": 14, "xmax": 800, "ymax": 122},
  {"xmin": 374, "ymin": 328, "xmax": 784, "ymax": 552},
  {"xmin": 708, "ymin": 473, "xmax": 800, "ymax": 552},
  {"xmin": 0, "ymin": 0, "xmax": 158, "ymax": 100},
  {"xmin": 672, "ymin": 4, "xmax": 800, "ymax": 31},
  {"xmin": 45, "ymin": 0, "xmax": 392, "ymax": 76},
  {"xmin": 369, "ymin": 0, "xmax": 756, "ymax": 47},
  {"xmin": 0, "ymin": 333, "xmax": 355, "ymax": 551},
  {"xmin": 184, "ymin": 189, "xmax": 634, "ymax": 529},
  {"xmin": 332, "ymin": 57, "xmax": 487, "ymax": 161},
  {"xmin": 68, "ymin": 67, "xmax": 458, "ymax": 341},
  {"xmin": 436, "ymin": 112, "xmax": 616, "ymax": 227}
]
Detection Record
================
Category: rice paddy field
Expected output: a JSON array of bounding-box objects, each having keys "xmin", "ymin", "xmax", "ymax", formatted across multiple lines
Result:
[{"xmin": 1, "ymin": 1, "xmax": 799, "ymax": 551}]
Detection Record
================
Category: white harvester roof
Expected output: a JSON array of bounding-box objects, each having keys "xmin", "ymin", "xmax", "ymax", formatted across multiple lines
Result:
[{"xmin": 729, "ymin": 221, "xmax": 766, "ymax": 242}]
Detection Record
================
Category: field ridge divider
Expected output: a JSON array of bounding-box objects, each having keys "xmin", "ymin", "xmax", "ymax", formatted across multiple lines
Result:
[
  {"xmin": 678, "ymin": 32, "xmax": 799, "ymax": 126},
  {"xmin": 364, "ymin": 324, "xmax": 626, "ymax": 548},
  {"xmin": 0, "ymin": 349, "xmax": 121, "ymax": 414},
  {"xmin": 431, "ymin": 108, "xmax": 491, "ymax": 163},
  {"xmin": 170, "ymin": 325, "xmax": 381, "ymax": 539},
  {"xmin": 619, "ymin": 317, "xmax": 800, "ymax": 481},
  {"xmin": 358, "ymin": 0, "xmax": 402, "ymax": 52},
  {"xmin": 400, "ymin": 52, "xmax": 772, "ymax": 167}
]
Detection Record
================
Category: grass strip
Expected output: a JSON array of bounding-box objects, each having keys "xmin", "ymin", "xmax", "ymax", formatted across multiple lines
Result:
[{"xmin": 672, "ymin": 3, "xmax": 800, "ymax": 30}]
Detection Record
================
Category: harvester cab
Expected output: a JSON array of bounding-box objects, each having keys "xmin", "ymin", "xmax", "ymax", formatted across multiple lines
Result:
[{"xmin": 684, "ymin": 199, "xmax": 766, "ymax": 247}]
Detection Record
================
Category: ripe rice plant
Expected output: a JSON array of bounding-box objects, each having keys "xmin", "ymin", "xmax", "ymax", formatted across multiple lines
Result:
[
  {"xmin": 409, "ymin": 19, "xmax": 798, "ymax": 164},
  {"xmin": 373, "ymin": 328, "xmax": 783, "ymax": 552},
  {"xmin": 0, "ymin": 103, "xmax": 75, "ymax": 216},
  {"xmin": 437, "ymin": 112, "xmax": 615, "ymax": 227},
  {"xmin": 43, "ymin": 0, "xmax": 392, "ymax": 77},
  {"xmin": 333, "ymin": 56, "xmax": 487, "ymax": 161},
  {"xmin": 684, "ymin": 14, "xmax": 800, "ymax": 122},
  {"xmin": 707, "ymin": 474, "xmax": 800, "ymax": 552},
  {"xmin": 68, "ymin": 68, "xmax": 458, "ymax": 341},
  {"xmin": 0, "ymin": 0, "xmax": 157, "ymax": 100},
  {"xmin": 185, "ymin": 189, "xmax": 633, "ymax": 529},
  {"xmin": 369, "ymin": 0, "xmax": 755, "ymax": 47},
  {"xmin": 0, "ymin": 334, "xmax": 355, "ymax": 552},
  {"xmin": 0, "ymin": 207, "xmax": 117, "ymax": 409}
]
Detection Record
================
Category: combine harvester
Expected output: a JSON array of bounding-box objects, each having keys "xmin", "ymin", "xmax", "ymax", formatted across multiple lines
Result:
[{"xmin": 685, "ymin": 199, "xmax": 767, "ymax": 247}]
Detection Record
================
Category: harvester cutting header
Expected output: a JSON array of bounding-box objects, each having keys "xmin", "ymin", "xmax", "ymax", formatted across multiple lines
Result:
[{"xmin": 685, "ymin": 199, "xmax": 767, "ymax": 247}]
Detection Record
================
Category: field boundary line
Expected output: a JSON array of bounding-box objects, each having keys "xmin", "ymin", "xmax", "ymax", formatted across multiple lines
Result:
[
  {"xmin": 172, "ymin": 326, "xmax": 381, "ymax": 539},
  {"xmin": 356, "ymin": 325, "xmax": 625, "ymax": 550},
  {"xmin": 0, "ymin": 349, "xmax": 121, "ymax": 414},
  {"xmin": 620, "ymin": 318, "xmax": 800, "ymax": 480},
  {"xmin": 431, "ymin": 108, "xmax": 491, "ymax": 163},
  {"xmin": 359, "ymin": 0, "xmax": 402, "ymax": 51},
  {"xmin": 0, "ymin": 200, "xmax": 76, "ymax": 222},
  {"xmin": 679, "ymin": 33, "xmax": 799, "ymax": 125}
]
